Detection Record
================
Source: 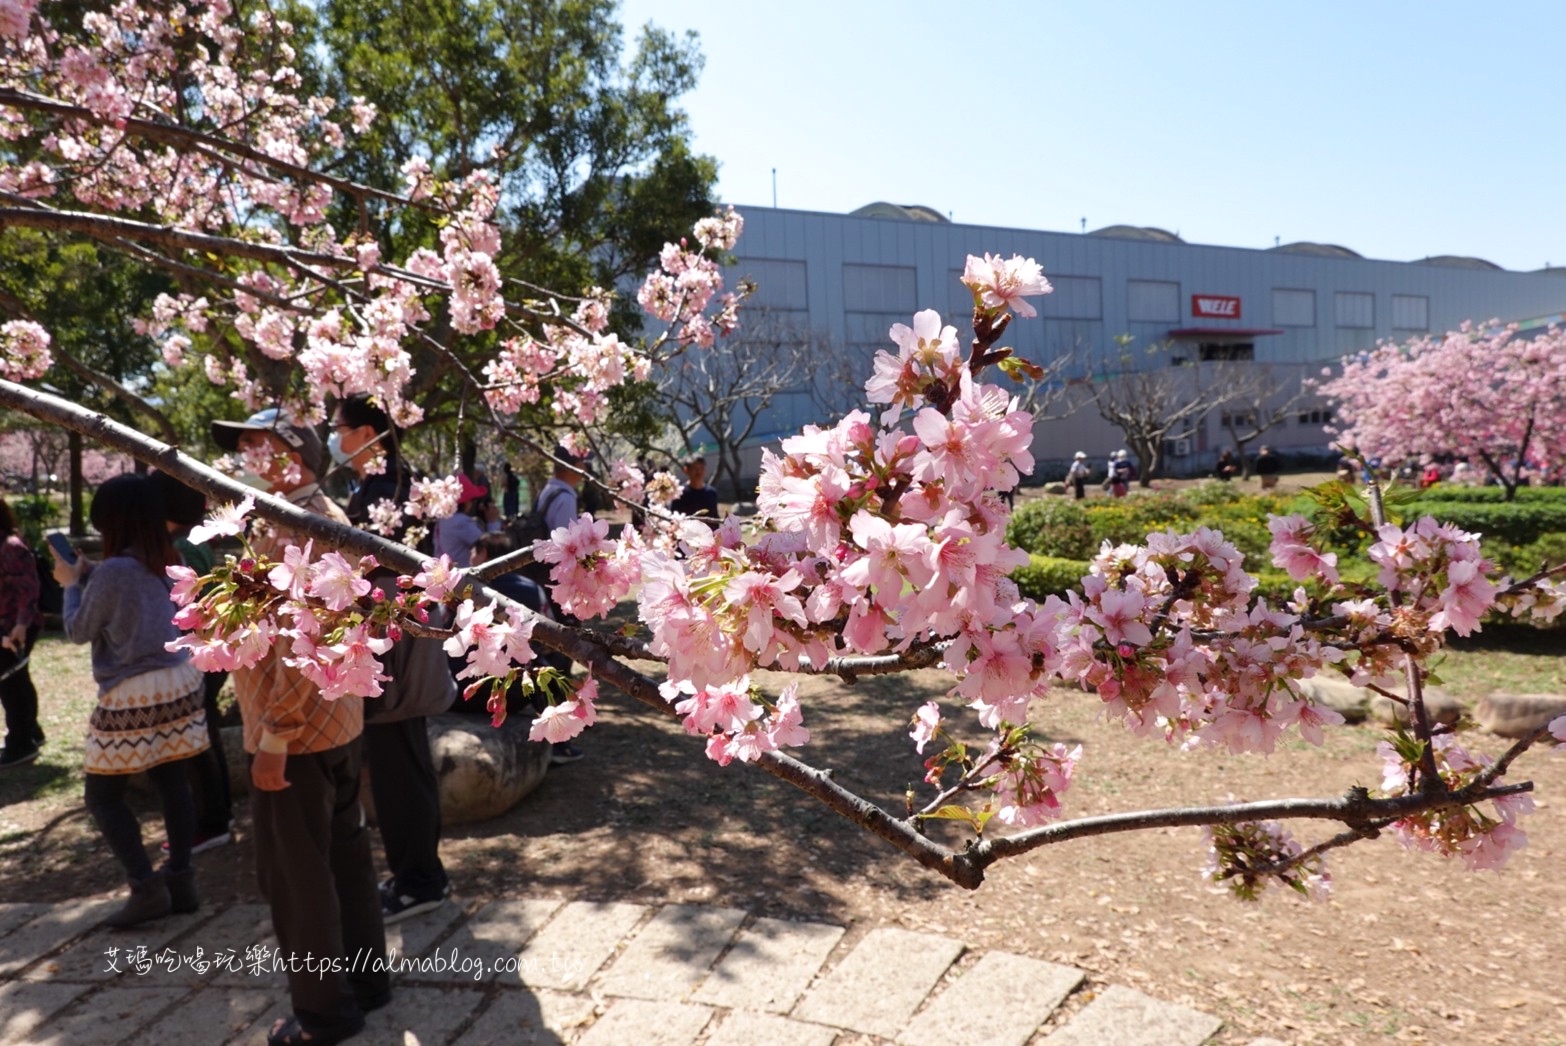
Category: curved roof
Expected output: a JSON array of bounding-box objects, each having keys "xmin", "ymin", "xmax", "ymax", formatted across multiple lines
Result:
[
  {"xmin": 1267, "ymin": 241, "xmax": 1363, "ymax": 259},
  {"xmin": 1415, "ymin": 254, "xmax": 1502, "ymax": 271},
  {"xmin": 850, "ymin": 202, "xmax": 949, "ymax": 223},
  {"xmin": 1536, "ymin": 266, "xmax": 1566, "ymax": 277},
  {"xmin": 1087, "ymin": 224, "xmax": 1184, "ymax": 243}
]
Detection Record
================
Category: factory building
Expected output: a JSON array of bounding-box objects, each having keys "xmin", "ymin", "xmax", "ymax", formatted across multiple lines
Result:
[{"xmin": 707, "ymin": 203, "xmax": 1566, "ymax": 484}]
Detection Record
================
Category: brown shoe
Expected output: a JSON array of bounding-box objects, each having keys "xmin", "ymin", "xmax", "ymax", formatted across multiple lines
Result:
[{"xmin": 104, "ymin": 872, "xmax": 171, "ymax": 930}]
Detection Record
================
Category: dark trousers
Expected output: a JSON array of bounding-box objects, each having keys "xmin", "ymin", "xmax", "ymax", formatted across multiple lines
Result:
[
  {"xmin": 252, "ymin": 739, "xmax": 389, "ymax": 1029},
  {"xmin": 363, "ymin": 717, "xmax": 446, "ymax": 897},
  {"xmin": 0, "ymin": 624, "xmax": 41, "ymax": 749},
  {"xmin": 189, "ymin": 672, "xmax": 232, "ymax": 834},
  {"xmin": 84, "ymin": 759, "xmax": 196, "ymax": 879}
]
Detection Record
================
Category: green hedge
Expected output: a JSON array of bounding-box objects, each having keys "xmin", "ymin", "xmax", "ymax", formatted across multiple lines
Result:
[
  {"xmin": 1010, "ymin": 552, "xmax": 1324, "ymax": 607},
  {"xmin": 1404, "ymin": 486, "xmax": 1566, "ymax": 506},
  {"xmin": 1011, "ymin": 554, "xmax": 1092, "ymax": 601},
  {"xmin": 1396, "ymin": 502, "xmax": 1566, "ymax": 548},
  {"xmin": 1009, "ymin": 483, "xmax": 1294, "ymax": 563}
]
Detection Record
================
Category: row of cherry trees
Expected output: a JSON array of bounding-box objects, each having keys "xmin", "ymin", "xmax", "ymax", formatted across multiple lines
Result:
[{"xmin": 2, "ymin": 2, "xmax": 1564, "ymax": 896}]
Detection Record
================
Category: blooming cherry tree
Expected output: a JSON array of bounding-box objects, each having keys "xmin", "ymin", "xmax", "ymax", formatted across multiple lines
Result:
[
  {"xmin": 1317, "ymin": 322, "xmax": 1566, "ymax": 498},
  {"xmin": 2, "ymin": 2, "xmax": 1565, "ymax": 900}
]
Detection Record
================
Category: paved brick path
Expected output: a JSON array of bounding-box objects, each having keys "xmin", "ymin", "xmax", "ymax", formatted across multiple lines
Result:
[{"xmin": 0, "ymin": 894, "xmax": 1228, "ymax": 1045}]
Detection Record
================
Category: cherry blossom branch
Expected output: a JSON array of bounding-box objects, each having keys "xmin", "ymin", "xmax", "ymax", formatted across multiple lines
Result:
[
  {"xmin": 970, "ymin": 782, "xmax": 1535, "ymax": 871},
  {"xmin": 0, "ymin": 88, "xmax": 418, "ymax": 211}
]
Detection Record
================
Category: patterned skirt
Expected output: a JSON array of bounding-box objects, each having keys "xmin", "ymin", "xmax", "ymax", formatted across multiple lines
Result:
[{"xmin": 84, "ymin": 662, "xmax": 209, "ymax": 775}]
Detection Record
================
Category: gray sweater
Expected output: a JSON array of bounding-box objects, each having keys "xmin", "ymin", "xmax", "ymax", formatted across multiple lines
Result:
[{"xmin": 63, "ymin": 555, "xmax": 187, "ymax": 694}]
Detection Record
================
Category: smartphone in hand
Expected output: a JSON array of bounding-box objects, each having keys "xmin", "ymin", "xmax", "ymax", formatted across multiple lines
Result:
[{"xmin": 45, "ymin": 532, "xmax": 76, "ymax": 566}]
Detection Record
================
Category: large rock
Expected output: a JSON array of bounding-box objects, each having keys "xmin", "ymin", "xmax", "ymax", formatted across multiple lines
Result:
[
  {"xmin": 225, "ymin": 715, "xmax": 550, "ymax": 826},
  {"xmin": 1473, "ymin": 693, "xmax": 1566, "ymax": 738},
  {"xmin": 1368, "ymin": 688, "xmax": 1463, "ymax": 728},
  {"xmin": 1295, "ymin": 676, "xmax": 1371, "ymax": 724},
  {"xmin": 428, "ymin": 713, "xmax": 552, "ymax": 826}
]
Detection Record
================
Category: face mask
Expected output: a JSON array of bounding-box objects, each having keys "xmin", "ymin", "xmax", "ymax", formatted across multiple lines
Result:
[
  {"xmin": 327, "ymin": 431, "xmax": 350, "ymax": 466},
  {"xmin": 233, "ymin": 470, "xmax": 272, "ymax": 491}
]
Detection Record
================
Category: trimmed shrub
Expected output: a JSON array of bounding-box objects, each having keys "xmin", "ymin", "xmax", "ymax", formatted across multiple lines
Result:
[
  {"xmin": 1011, "ymin": 554, "xmax": 1091, "ymax": 601},
  {"xmin": 1404, "ymin": 486, "xmax": 1566, "ymax": 506},
  {"xmin": 1006, "ymin": 498, "xmax": 1096, "ymax": 560}
]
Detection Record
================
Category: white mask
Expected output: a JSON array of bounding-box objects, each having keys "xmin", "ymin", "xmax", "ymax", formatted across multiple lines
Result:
[{"xmin": 326, "ymin": 431, "xmax": 351, "ymax": 467}]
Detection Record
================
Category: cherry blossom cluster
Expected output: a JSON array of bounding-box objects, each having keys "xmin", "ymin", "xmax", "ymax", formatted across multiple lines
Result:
[
  {"xmin": 1046, "ymin": 530, "xmax": 1345, "ymax": 755},
  {"xmin": 164, "ymin": 500, "xmax": 416, "ymax": 701},
  {"xmin": 0, "ymin": 320, "xmax": 50, "ymax": 380},
  {"xmin": 529, "ymin": 675, "xmax": 599, "ymax": 744},
  {"xmin": 1202, "ymin": 817, "xmax": 1331, "ymax": 901},
  {"xmin": 636, "ymin": 207, "xmax": 744, "ymax": 349},
  {"xmin": 960, "ymin": 254, "xmax": 1053, "ymax": 319},
  {"xmin": 658, "ymin": 676, "xmax": 809, "ymax": 765},
  {"xmin": 1377, "ymin": 733, "xmax": 1533, "ymax": 871}
]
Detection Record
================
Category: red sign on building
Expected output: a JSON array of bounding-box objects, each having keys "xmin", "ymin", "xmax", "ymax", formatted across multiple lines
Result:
[{"xmin": 1191, "ymin": 294, "xmax": 1242, "ymax": 319}]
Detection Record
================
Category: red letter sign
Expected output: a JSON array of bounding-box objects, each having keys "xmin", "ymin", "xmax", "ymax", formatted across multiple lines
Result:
[{"xmin": 1192, "ymin": 295, "xmax": 1241, "ymax": 319}]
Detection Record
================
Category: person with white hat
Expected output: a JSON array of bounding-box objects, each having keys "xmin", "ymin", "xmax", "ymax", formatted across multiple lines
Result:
[{"xmin": 1066, "ymin": 451, "xmax": 1091, "ymax": 501}]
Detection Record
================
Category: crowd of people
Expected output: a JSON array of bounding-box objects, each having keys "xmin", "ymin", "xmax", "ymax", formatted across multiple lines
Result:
[{"xmin": 0, "ymin": 404, "xmax": 729, "ymax": 1045}]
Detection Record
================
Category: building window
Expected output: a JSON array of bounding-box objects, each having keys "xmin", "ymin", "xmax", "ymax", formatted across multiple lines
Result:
[
  {"xmin": 735, "ymin": 258, "xmax": 809, "ymax": 310},
  {"xmin": 1391, "ymin": 294, "xmax": 1429, "ymax": 331},
  {"xmin": 1272, "ymin": 288, "xmax": 1316, "ymax": 327},
  {"xmin": 1220, "ymin": 410, "xmax": 1258, "ymax": 428},
  {"xmin": 1334, "ymin": 292, "xmax": 1375, "ymax": 329},
  {"xmin": 1045, "ymin": 275, "xmax": 1103, "ymax": 320},
  {"xmin": 842, "ymin": 264, "xmax": 916, "ymax": 312},
  {"xmin": 1297, "ymin": 407, "xmax": 1334, "ymax": 426},
  {"xmin": 1198, "ymin": 342, "xmax": 1254, "ymax": 362},
  {"xmin": 1127, "ymin": 280, "xmax": 1179, "ymax": 322}
]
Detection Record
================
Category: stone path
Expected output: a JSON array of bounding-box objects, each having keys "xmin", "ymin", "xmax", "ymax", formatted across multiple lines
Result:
[{"xmin": 0, "ymin": 894, "xmax": 1230, "ymax": 1045}]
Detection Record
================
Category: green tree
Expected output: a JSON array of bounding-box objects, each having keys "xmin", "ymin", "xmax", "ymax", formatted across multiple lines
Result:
[
  {"xmin": 0, "ymin": 230, "xmax": 174, "ymax": 529},
  {"xmin": 308, "ymin": 0, "xmax": 717, "ymax": 444}
]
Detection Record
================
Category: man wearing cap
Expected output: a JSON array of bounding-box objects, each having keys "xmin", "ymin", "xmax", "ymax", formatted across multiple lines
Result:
[
  {"xmin": 209, "ymin": 409, "xmax": 389, "ymax": 1046},
  {"xmin": 433, "ymin": 474, "xmax": 501, "ymax": 568},
  {"xmin": 669, "ymin": 454, "xmax": 720, "ymax": 520}
]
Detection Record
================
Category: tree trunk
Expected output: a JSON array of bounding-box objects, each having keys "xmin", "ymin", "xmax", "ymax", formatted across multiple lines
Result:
[{"xmin": 68, "ymin": 429, "xmax": 84, "ymax": 536}]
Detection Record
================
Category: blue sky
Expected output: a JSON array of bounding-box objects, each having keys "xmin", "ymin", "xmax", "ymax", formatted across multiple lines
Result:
[{"xmin": 617, "ymin": 1, "xmax": 1564, "ymax": 272}]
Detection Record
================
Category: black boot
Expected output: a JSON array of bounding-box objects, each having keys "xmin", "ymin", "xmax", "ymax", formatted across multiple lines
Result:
[
  {"xmin": 104, "ymin": 871, "xmax": 171, "ymax": 929},
  {"xmin": 164, "ymin": 865, "xmax": 199, "ymax": 914}
]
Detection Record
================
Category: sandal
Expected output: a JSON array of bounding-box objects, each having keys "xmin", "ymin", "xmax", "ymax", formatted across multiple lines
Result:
[{"xmin": 267, "ymin": 1012, "xmax": 366, "ymax": 1046}]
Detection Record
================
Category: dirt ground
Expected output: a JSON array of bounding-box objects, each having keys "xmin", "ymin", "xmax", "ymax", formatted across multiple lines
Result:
[
  {"xmin": 3, "ymin": 472, "xmax": 1563, "ymax": 1044},
  {"xmin": 3, "ymin": 660, "xmax": 1564, "ymax": 1045}
]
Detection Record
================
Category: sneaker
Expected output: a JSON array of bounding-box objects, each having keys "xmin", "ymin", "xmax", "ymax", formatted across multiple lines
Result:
[
  {"xmin": 550, "ymin": 742, "xmax": 584, "ymax": 765},
  {"xmin": 380, "ymin": 878, "xmax": 449, "ymax": 926},
  {"xmin": 0, "ymin": 744, "xmax": 39, "ymax": 769},
  {"xmin": 162, "ymin": 823, "xmax": 234, "ymax": 856}
]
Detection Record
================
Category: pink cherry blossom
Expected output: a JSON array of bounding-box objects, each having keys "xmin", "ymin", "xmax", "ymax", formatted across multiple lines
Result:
[
  {"xmin": 189, "ymin": 494, "xmax": 255, "ymax": 545},
  {"xmin": 960, "ymin": 253, "xmax": 1053, "ymax": 318},
  {"xmin": 910, "ymin": 701, "xmax": 941, "ymax": 754}
]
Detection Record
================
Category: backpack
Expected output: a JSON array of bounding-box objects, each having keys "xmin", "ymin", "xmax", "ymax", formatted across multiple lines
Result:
[
  {"xmin": 510, "ymin": 486, "xmax": 572, "ymax": 590},
  {"xmin": 512, "ymin": 486, "xmax": 571, "ymax": 547}
]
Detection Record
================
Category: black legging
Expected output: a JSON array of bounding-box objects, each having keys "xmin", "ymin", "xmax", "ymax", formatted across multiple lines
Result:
[
  {"xmin": 0, "ymin": 623, "xmax": 41, "ymax": 749},
  {"xmin": 84, "ymin": 758, "xmax": 197, "ymax": 880}
]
